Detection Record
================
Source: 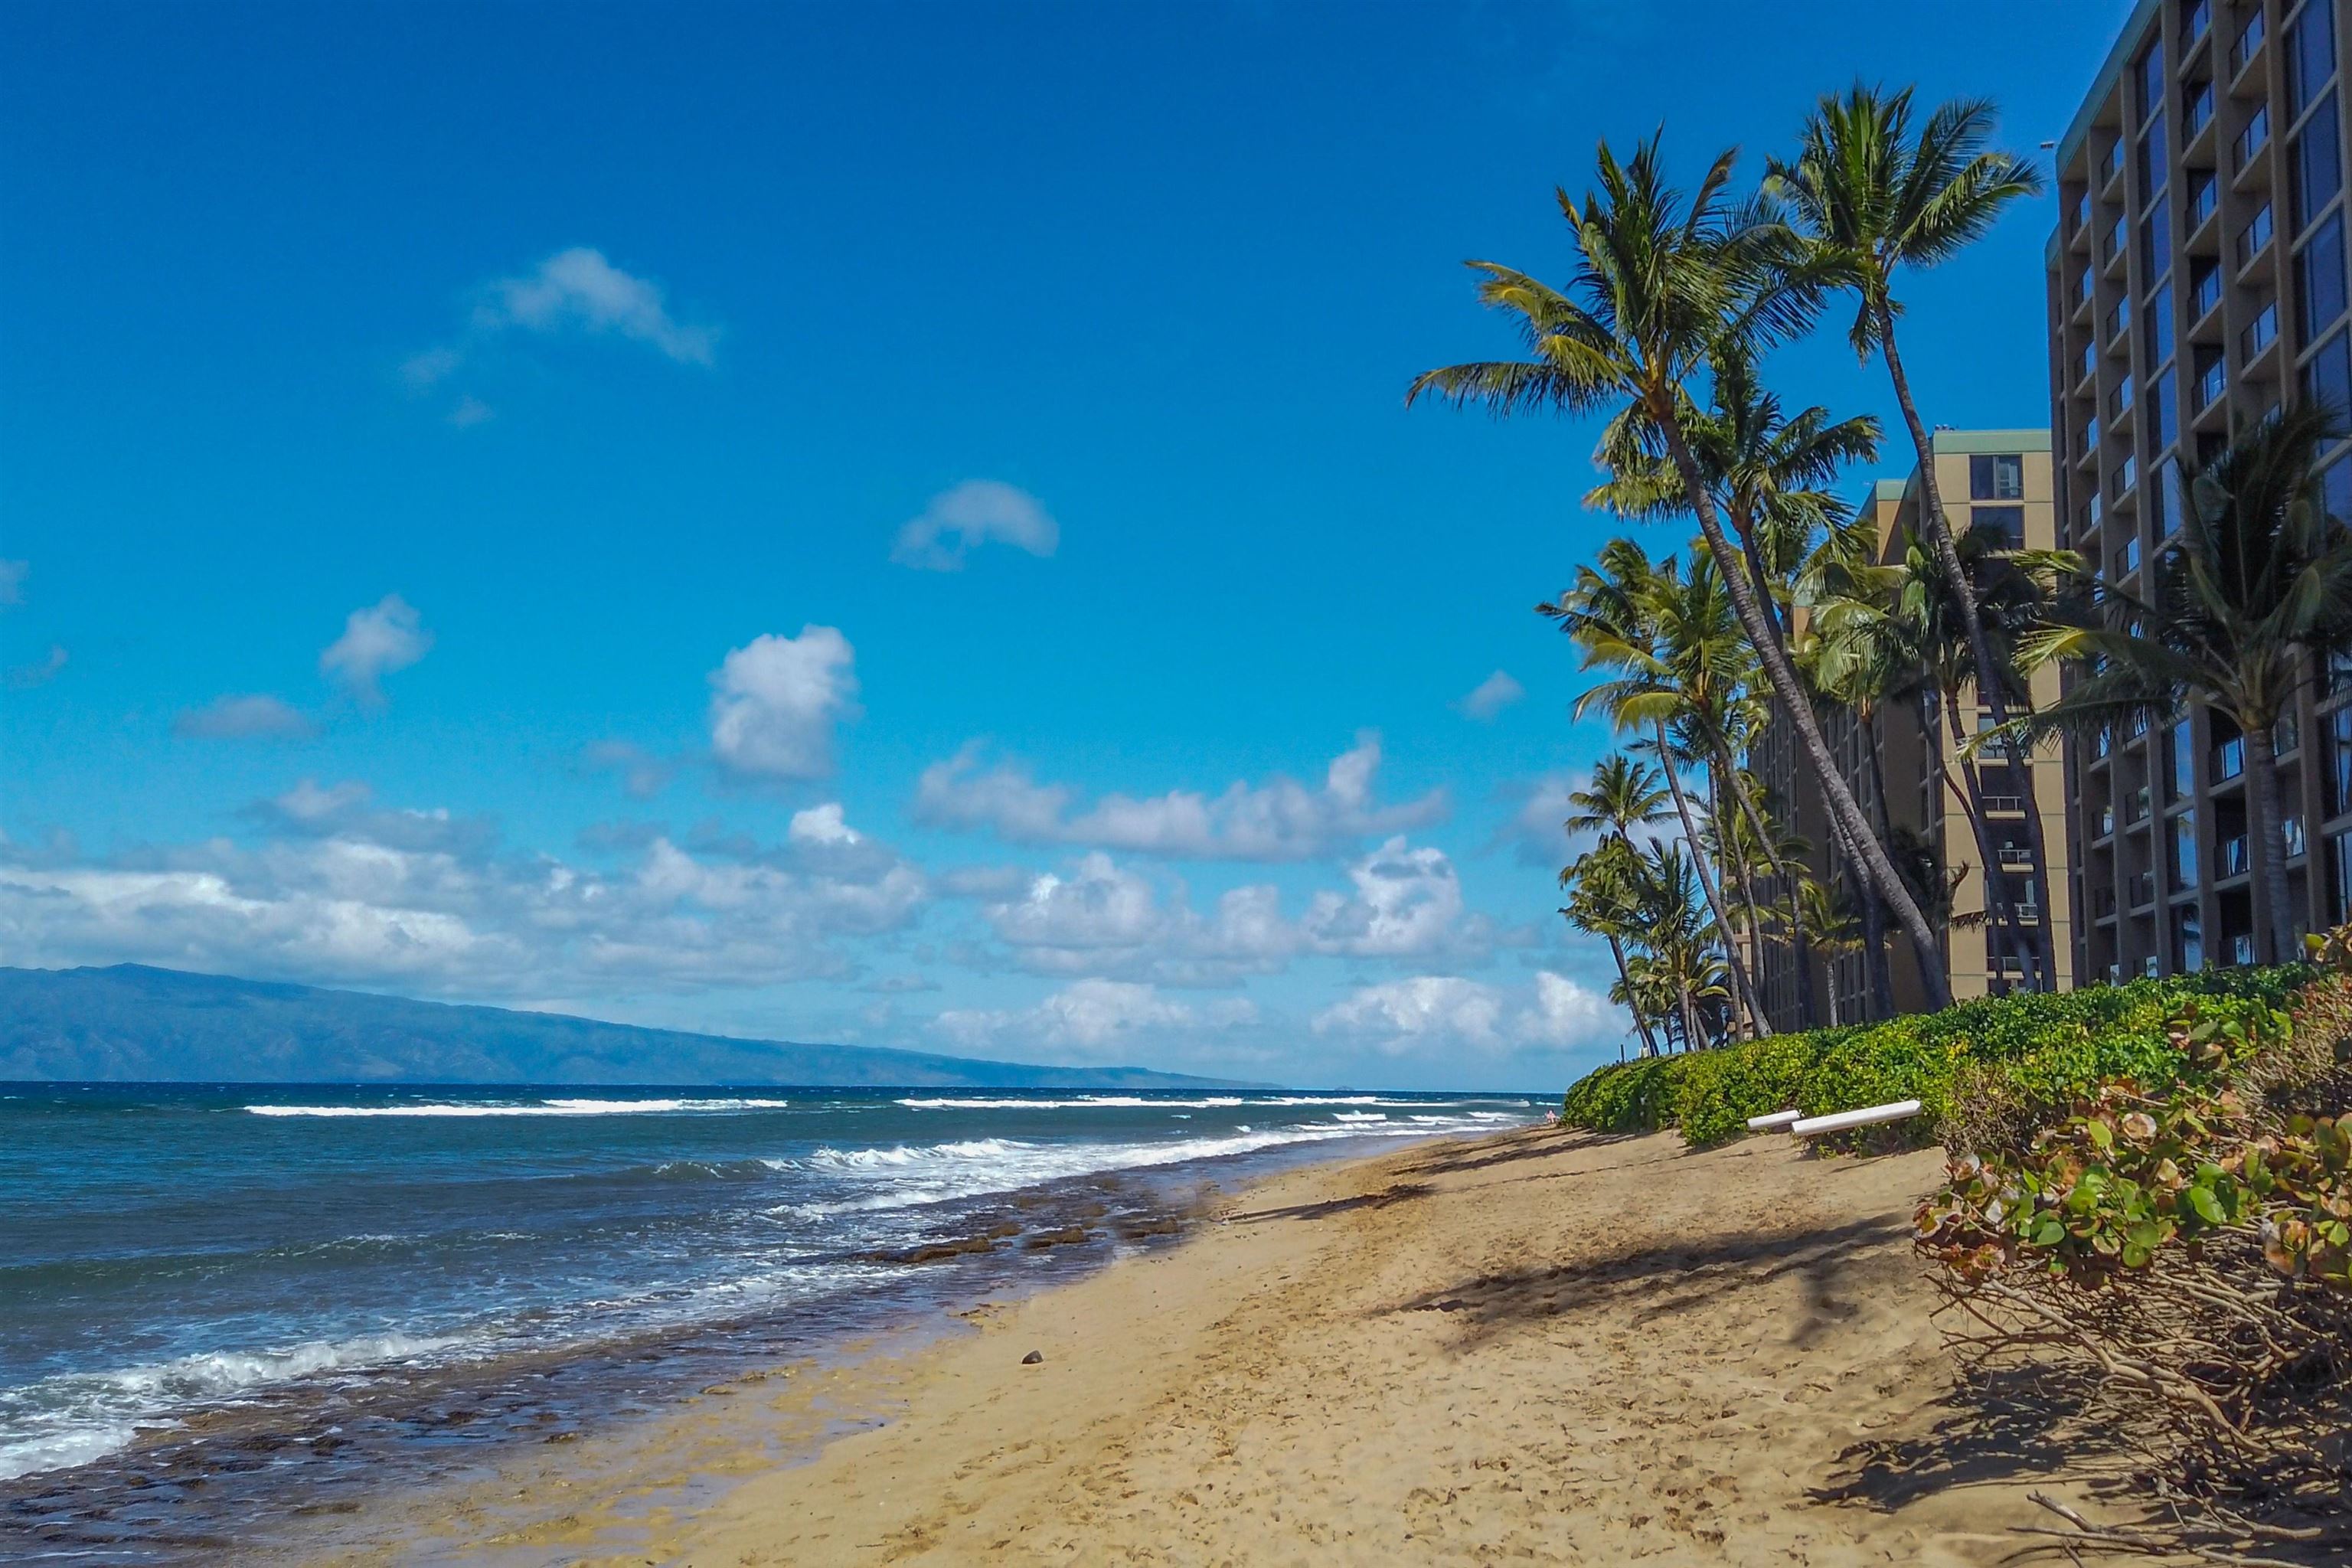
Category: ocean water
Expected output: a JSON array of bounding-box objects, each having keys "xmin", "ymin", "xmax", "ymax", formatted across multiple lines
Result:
[{"xmin": 0, "ymin": 1083, "xmax": 1541, "ymax": 1561}]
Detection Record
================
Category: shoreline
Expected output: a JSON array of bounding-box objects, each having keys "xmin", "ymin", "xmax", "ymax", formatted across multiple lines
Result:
[{"xmin": 302, "ymin": 1120, "xmax": 2168, "ymax": 1566}]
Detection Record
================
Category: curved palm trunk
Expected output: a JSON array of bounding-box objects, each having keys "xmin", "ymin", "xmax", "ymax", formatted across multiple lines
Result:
[
  {"xmin": 1654, "ymin": 413, "xmax": 1955, "ymax": 1008},
  {"xmin": 1711, "ymin": 769, "xmax": 1772, "ymax": 1028},
  {"xmin": 1857, "ymin": 708, "xmax": 1900, "ymax": 1018},
  {"xmin": 1652, "ymin": 721, "xmax": 1768, "ymax": 1040},
  {"xmin": 1879, "ymin": 313, "xmax": 2056, "ymax": 992},
  {"xmin": 1605, "ymin": 929, "xmax": 1661, "ymax": 1057},
  {"xmin": 2248, "ymin": 724, "xmax": 2296, "ymax": 963}
]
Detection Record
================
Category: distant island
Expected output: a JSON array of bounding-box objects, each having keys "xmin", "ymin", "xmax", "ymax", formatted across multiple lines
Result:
[{"xmin": 0, "ymin": 965, "xmax": 1263, "ymax": 1089}]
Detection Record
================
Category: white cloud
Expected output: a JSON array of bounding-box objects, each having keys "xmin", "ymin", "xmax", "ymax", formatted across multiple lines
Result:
[
  {"xmin": 788, "ymin": 802, "xmax": 861, "ymax": 847},
  {"xmin": 176, "ymin": 694, "xmax": 317, "ymax": 740},
  {"xmin": 1312, "ymin": 969, "xmax": 1622, "ymax": 1057},
  {"xmin": 934, "ymin": 978, "xmax": 1255, "ymax": 1061},
  {"xmin": 320, "ymin": 595, "xmax": 432, "ymax": 703},
  {"xmin": 475, "ymin": 248, "xmax": 716, "ymax": 366},
  {"xmin": 708, "ymin": 626, "xmax": 858, "ymax": 780},
  {"xmin": 913, "ymin": 732, "xmax": 1446, "ymax": 861},
  {"xmin": 891, "ymin": 480, "xmax": 1059, "ymax": 571},
  {"xmin": 0, "ymin": 560, "xmax": 25, "ymax": 607},
  {"xmin": 1455, "ymin": 669, "xmax": 1525, "ymax": 720},
  {"xmin": 1302, "ymin": 837, "xmax": 1472, "ymax": 958},
  {"xmin": 0, "ymin": 789, "xmax": 930, "ymax": 998},
  {"xmin": 1491, "ymin": 769, "xmax": 1592, "ymax": 867}
]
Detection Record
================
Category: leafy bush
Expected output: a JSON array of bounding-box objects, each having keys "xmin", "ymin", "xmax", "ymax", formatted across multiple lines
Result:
[{"xmin": 1559, "ymin": 966, "xmax": 2314, "ymax": 1148}]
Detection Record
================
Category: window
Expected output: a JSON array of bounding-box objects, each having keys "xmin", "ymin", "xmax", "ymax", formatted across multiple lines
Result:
[
  {"xmin": 2331, "ymin": 704, "xmax": 2352, "ymax": 816},
  {"xmin": 2304, "ymin": 328, "xmax": 2352, "ymax": 417},
  {"xmin": 1970, "ymin": 452, "xmax": 2025, "ymax": 500},
  {"xmin": 2105, "ymin": 211, "xmax": 2130, "ymax": 264},
  {"xmin": 2195, "ymin": 348, "xmax": 2228, "ymax": 409},
  {"xmin": 2185, "ymin": 78, "xmax": 2216, "ymax": 139},
  {"xmin": 2186, "ymin": 0, "xmax": 2210, "ymax": 45},
  {"xmin": 2299, "ymin": 210, "xmax": 2349, "ymax": 340},
  {"xmin": 2117, "ymin": 531, "xmax": 2143, "ymax": 576},
  {"xmin": 2109, "ymin": 379, "xmax": 2135, "ymax": 416},
  {"xmin": 2332, "ymin": 831, "xmax": 2352, "ymax": 925},
  {"xmin": 2076, "ymin": 261, "xmax": 2096, "ymax": 308},
  {"xmin": 2154, "ymin": 454, "xmax": 2186, "ymax": 537},
  {"xmin": 1972, "ymin": 505, "xmax": 2025, "ymax": 549},
  {"xmin": 2292, "ymin": 92, "xmax": 2342, "ymax": 231},
  {"xmin": 2143, "ymin": 116, "xmax": 2171, "ymax": 201},
  {"xmin": 2115, "ymin": 452, "xmax": 2140, "ymax": 497},
  {"xmin": 2107, "ymin": 296, "xmax": 2132, "ymax": 341},
  {"xmin": 2081, "ymin": 336, "xmax": 2098, "ymax": 381},
  {"xmin": 2175, "ymin": 903, "xmax": 2205, "ymax": 973},
  {"xmin": 2172, "ymin": 717, "xmax": 2196, "ymax": 800},
  {"xmin": 2235, "ymin": 8, "xmax": 2268, "ymax": 77},
  {"xmin": 2146, "ymin": 280, "xmax": 2175, "ymax": 365},
  {"xmin": 2325, "ymin": 450, "xmax": 2352, "ymax": 524},
  {"xmin": 2143, "ymin": 196, "xmax": 2174, "ymax": 279},
  {"xmin": 2148, "ymin": 370, "xmax": 2177, "ymax": 454},
  {"xmin": 2288, "ymin": 0, "xmax": 2337, "ymax": 115},
  {"xmin": 2140, "ymin": 39, "xmax": 2166, "ymax": 119}
]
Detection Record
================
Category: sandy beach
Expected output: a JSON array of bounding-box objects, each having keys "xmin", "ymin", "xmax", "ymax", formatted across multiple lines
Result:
[{"xmin": 305, "ymin": 1119, "xmax": 2176, "ymax": 1567}]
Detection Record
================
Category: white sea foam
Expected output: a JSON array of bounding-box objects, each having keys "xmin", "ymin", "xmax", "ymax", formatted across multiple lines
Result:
[
  {"xmin": 0, "ymin": 1331, "xmax": 465, "ymax": 1482},
  {"xmin": 244, "ymin": 1097, "xmax": 792, "ymax": 1119},
  {"xmin": 892, "ymin": 1094, "xmax": 1504, "ymax": 1111}
]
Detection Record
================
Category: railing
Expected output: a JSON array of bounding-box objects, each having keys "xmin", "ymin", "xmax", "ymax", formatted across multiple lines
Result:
[
  {"xmin": 2286, "ymin": 815, "xmax": 2307, "ymax": 858},
  {"xmin": 2096, "ymin": 887, "xmax": 2118, "ymax": 917},
  {"xmin": 2236, "ymin": 105, "xmax": 2271, "ymax": 169},
  {"xmin": 2086, "ymin": 414, "xmax": 2104, "ymax": 451},
  {"xmin": 2104, "ymin": 214, "xmax": 2130, "ymax": 264},
  {"xmin": 2191, "ymin": 263, "xmax": 2223, "ymax": 319},
  {"xmin": 2099, "ymin": 803, "xmax": 2117, "ymax": 835},
  {"xmin": 2080, "ymin": 338, "xmax": 2099, "ymax": 382},
  {"xmin": 2196, "ymin": 357, "xmax": 2228, "ymax": 409},
  {"xmin": 2232, "ymin": 10, "xmax": 2265, "ymax": 77},
  {"xmin": 2128, "ymin": 871, "xmax": 2158, "ymax": 907},
  {"xmin": 1998, "ymin": 844, "xmax": 2034, "ymax": 867},
  {"xmin": 2103, "ymin": 139, "xmax": 2128, "ymax": 188},
  {"xmin": 2233, "ymin": 933, "xmax": 2257, "ymax": 965},
  {"xmin": 2106, "ymin": 298, "xmax": 2132, "ymax": 341},
  {"xmin": 1982, "ymin": 793, "xmax": 2027, "ymax": 815},
  {"xmin": 2074, "ymin": 189, "xmax": 2094, "ymax": 235},
  {"xmin": 2185, "ymin": 81, "xmax": 2215, "ymax": 139},
  {"xmin": 2213, "ymin": 736, "xmax": 2246, "ymax": 779},
  {"xmin": 2116, "ymin": 535, "xmax": 2142, "ymax": 576},
  {"xmin": 2185, "ymin": 0, "xmax": 2210, "ymax": 46},
  {"xmin": 2076, "ymin": 265, "xmax": 2096, "ymax": 309},
  {"xmin": 2108, "ymin": 379, "xmax": 2135, "ymax": 416},
  {"xmin": 2190, "ymin": 172, "xmax": 2220, "ymax": 229},
  {"xmin": 2113, "ymin": 453, "xmax": 2139, "ymax": 497},
  {"xmin": 2278, "ymin": 716, "xmax": 2300, "ymax": 753},
  {"xmin": 2239, "ymin": 204, "xmax": 2275, "ymax": 269},
  {"xmin": 2220, "ymin": 835, "xmax": 2251, "ymax": 876},
  {"xmin": 2243, "ymin": 301, "xmax": 2279, "ymax": 357},
  {"xmin": 2127, "ymin": 785, "xmax": 2154, "ymax": 822},
  {"xmin": 2090, "ymin": 492, "xmax": 2106, "ymax": 529},
  {"xmin": 2096, "ymin": 726, "xmax": 2114, "ymax": 759}
]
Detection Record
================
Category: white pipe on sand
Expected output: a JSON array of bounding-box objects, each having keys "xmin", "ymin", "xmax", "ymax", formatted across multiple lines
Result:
[
  {"xmin": 1744, "ymin": 1110, "xmax": 1803, "ymax": 1131},
  {"xmin": 1788, "ymin": 1099, "xmax": 1922, "ymax": 1137}
]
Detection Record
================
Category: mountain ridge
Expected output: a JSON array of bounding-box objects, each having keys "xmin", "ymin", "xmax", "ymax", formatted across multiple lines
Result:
[{"xmin": 0, "ymin": 964, "xmax": 1266, "ymax": 1088}]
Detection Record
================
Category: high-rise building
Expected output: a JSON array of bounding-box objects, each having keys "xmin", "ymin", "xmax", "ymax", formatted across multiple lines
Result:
[
  {"xmin": 1753, "ymin": 433, "xmax": 2073, "ymax": 1031},
  {"xmin": 2047, "ymin": 0, "xmax": 2352, "ymax": 980}
]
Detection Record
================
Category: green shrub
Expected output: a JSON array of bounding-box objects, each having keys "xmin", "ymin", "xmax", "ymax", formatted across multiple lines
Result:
[{"xmin": 1559, "ymin": 966, "xmax": 2316, "ymax": 1148}]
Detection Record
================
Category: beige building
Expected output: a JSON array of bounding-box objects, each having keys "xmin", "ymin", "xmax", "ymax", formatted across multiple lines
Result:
[
  {"xmin": 2047, "ymin": 0, "xmax": 2352, "ymax": 978},
  {"xmin": 1754, "ymin": 431, "xmax": 2076, "ymax": 1028}
]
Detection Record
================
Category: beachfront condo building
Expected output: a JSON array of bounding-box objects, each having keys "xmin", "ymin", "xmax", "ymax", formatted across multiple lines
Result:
[
  {"xmin": 1749, "ymin": 433, "xmax": 2075, "ymax": 1030},
  {"xmin": 2047, "ymin": 0, "xmax": 2352, "ymax": 979}
]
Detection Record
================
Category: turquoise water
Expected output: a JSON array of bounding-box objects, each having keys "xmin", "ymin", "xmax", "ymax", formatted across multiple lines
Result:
[{"xmin": 0, "ymin": 1082, "xmax": 1540, "ymax": 1560}]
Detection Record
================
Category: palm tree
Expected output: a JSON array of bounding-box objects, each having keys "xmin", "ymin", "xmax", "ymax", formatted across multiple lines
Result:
[
  {"xmin": 1785, "ymin": 878, "xmax": 1860, "ymax": 1025},
  {"xmin": 2007, "ymin": 406, "xmax": 2352, "ymax": 962},
  {"xmin": 1544, "ymin": 542, "xmax": 1770, "ymax": 1037},
  {"xmin": 1561, "ymin": 835, "xmax": 1659, "ymax": 1058},
  {"xmin": 1410, "ymin": 134, "xmax": 1953, "ymax": 1007},
  {"xmin": 1767, "ymin": 84, "xmax": 2050, "ymax": 987},
  {"xmin": 1632, "ymin": 840, "xmax": 1732, "ymax": 1049}
]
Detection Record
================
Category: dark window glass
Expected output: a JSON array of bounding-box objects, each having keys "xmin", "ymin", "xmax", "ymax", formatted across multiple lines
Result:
[
  {"xmin": 2140, "ymin": 40, "xmax": 2165, "ymax": 119},
  {"xmin": 2175, "ymin": 903, "xmax": 2204, "ymax": 972},
  {"xmin": 2289, "ymin": 0, "xmax": 2337, "ymax": 113},
  {"xmin": 2332, "ymin": 704, "xmax": 2352, "ymax": 815},
  {"xmin": 2300, "ymin": 211, "xmax": 2349, "ymax": 339},
  {"xmin": 1969, "ymin": 453, "xmax": 2024, "ymax": 499},
  {"xmin": 2175, "ymin": 811, "xmax": 2201, "ymax": 887},
  {"xmin": 1972, "ymin": 505, "xmax": 2025, "ymax": 548},
  {"xmin": 2305, "ymin": 328, "xmax": 2352, "ymax": 417},
  {"xmin": 2325, "ymin": 450, "xmax": 2352, "ymax": 523},
  {"xmin": 2334, "ymin": 832, "xmax": 2352, "ymax": 923},
  {"xmin": 2293, "ymin": 92, "xmax": 2342, "ymax": 231},
  {"xmin": 2148, "ymin": 372, "xmax": 2178, "ymax": 454},
  {"xmin": 2154, "ymin": 454, "xmax": 2187, "ymax": 536},
  {"xmin": 2172, "ymin": 718, "xmax": 2196, "ymax": 799},
  {"xmin": 2140, "ymin": 116, "xmax": 2170, "ymax": 203},
  {"xmin": 2145, "ymin": 280, "xmax": 2175, "ymax": 364},
  {"xmin": 2148, "ymin": 196, "xmax": 2176, "ymax": 280}
]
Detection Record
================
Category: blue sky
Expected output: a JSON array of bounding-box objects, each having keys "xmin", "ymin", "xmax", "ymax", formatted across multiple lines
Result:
[{"xmin": 0, "ymin": 1, "xmax": 2133, "ymax": 1088}]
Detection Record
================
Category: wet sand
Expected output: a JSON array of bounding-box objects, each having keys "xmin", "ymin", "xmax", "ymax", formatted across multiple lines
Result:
[{"xmin": 320, "ymin": 1124, "xmax": 2155, "ymax": 1566}]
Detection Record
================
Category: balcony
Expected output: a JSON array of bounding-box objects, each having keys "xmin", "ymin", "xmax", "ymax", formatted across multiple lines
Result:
[
  {"xmin": 2115, "ymin": 534, "xmax": 2142, "ymax": 577},
  {"xmin": 2232, "ymin": 932, "xmax": 2257, "ymax": 965},
  {"xmin": 2213, "ymin": 735, "xmax": 2246, "ymax": 779},
  {"xmin": 2184, "ymin": 81, "xmax": 2216, "ymax": 142},
  {"xmin": 2128, "ymin": 871, "xmax": 2158, "ymax": 908},
  {"xmin": 2106, "ymin": 378, "xmax": 2135, "ymax": 417},
  {"xmin": 2188, "ymin": 171, "xmax": 2220, "ymax": 233},
  {"xmin": 2235, "ymin": 106, "xmax": 2272, "ymax": 174},
  {"xmin": 1998, "ymin": 844, "xmax": 2034, "ymax": 868},
  {"xmin": 2195, "ymin": 356, "xmax": 2228, "ymax": 410},
  {"xmin": 2184, "ymin": 0, "xmax": 2210, "ymax": 48},
  {"xmin": 1983, "ymin": 793, "xmax": 2027, "ymax": 816},
  {"xmin": 2125, "ymin": 785, "xmax": 2154, "ymax": 824},
  {"xmin": 2103, "ymin": 214, "xmax": 2131, "ymax": 273},
  {"xmin": 2102, "ymin": 139, "xmax": 2128, "ymax": 193},
  {"xmin": 2073, "ymin": 189, "xmax": 2093, "ymax": 240},
  {"xmin": 2231, "ymin": 11, "xmax": 2266, "ymax": 81},
  {"xmin": 2112, "ymin": 452, "xmax": 2139, "ymax": 498},
  {"xmin": 2220, "ymin": 835, "xmax": 2251, "ymax": 877},
  {"xmin": 2098, "ymin": 802, "xmax": 2117, "ymax": 836},
  {"xmin": 2287, "ymin": 815, "xmax": 2308, "ymax": 858},
  {"xmin": 2243, "ymin": 301, "xmax": 2279, "ymax": 359},
  {"xmin": 2238, "ymin": 204, "xmax": 2275, "ymax": 272},
  {"xmin": 2095, "ymin": 886, "xmax": 2119, "ymax": 919}
]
